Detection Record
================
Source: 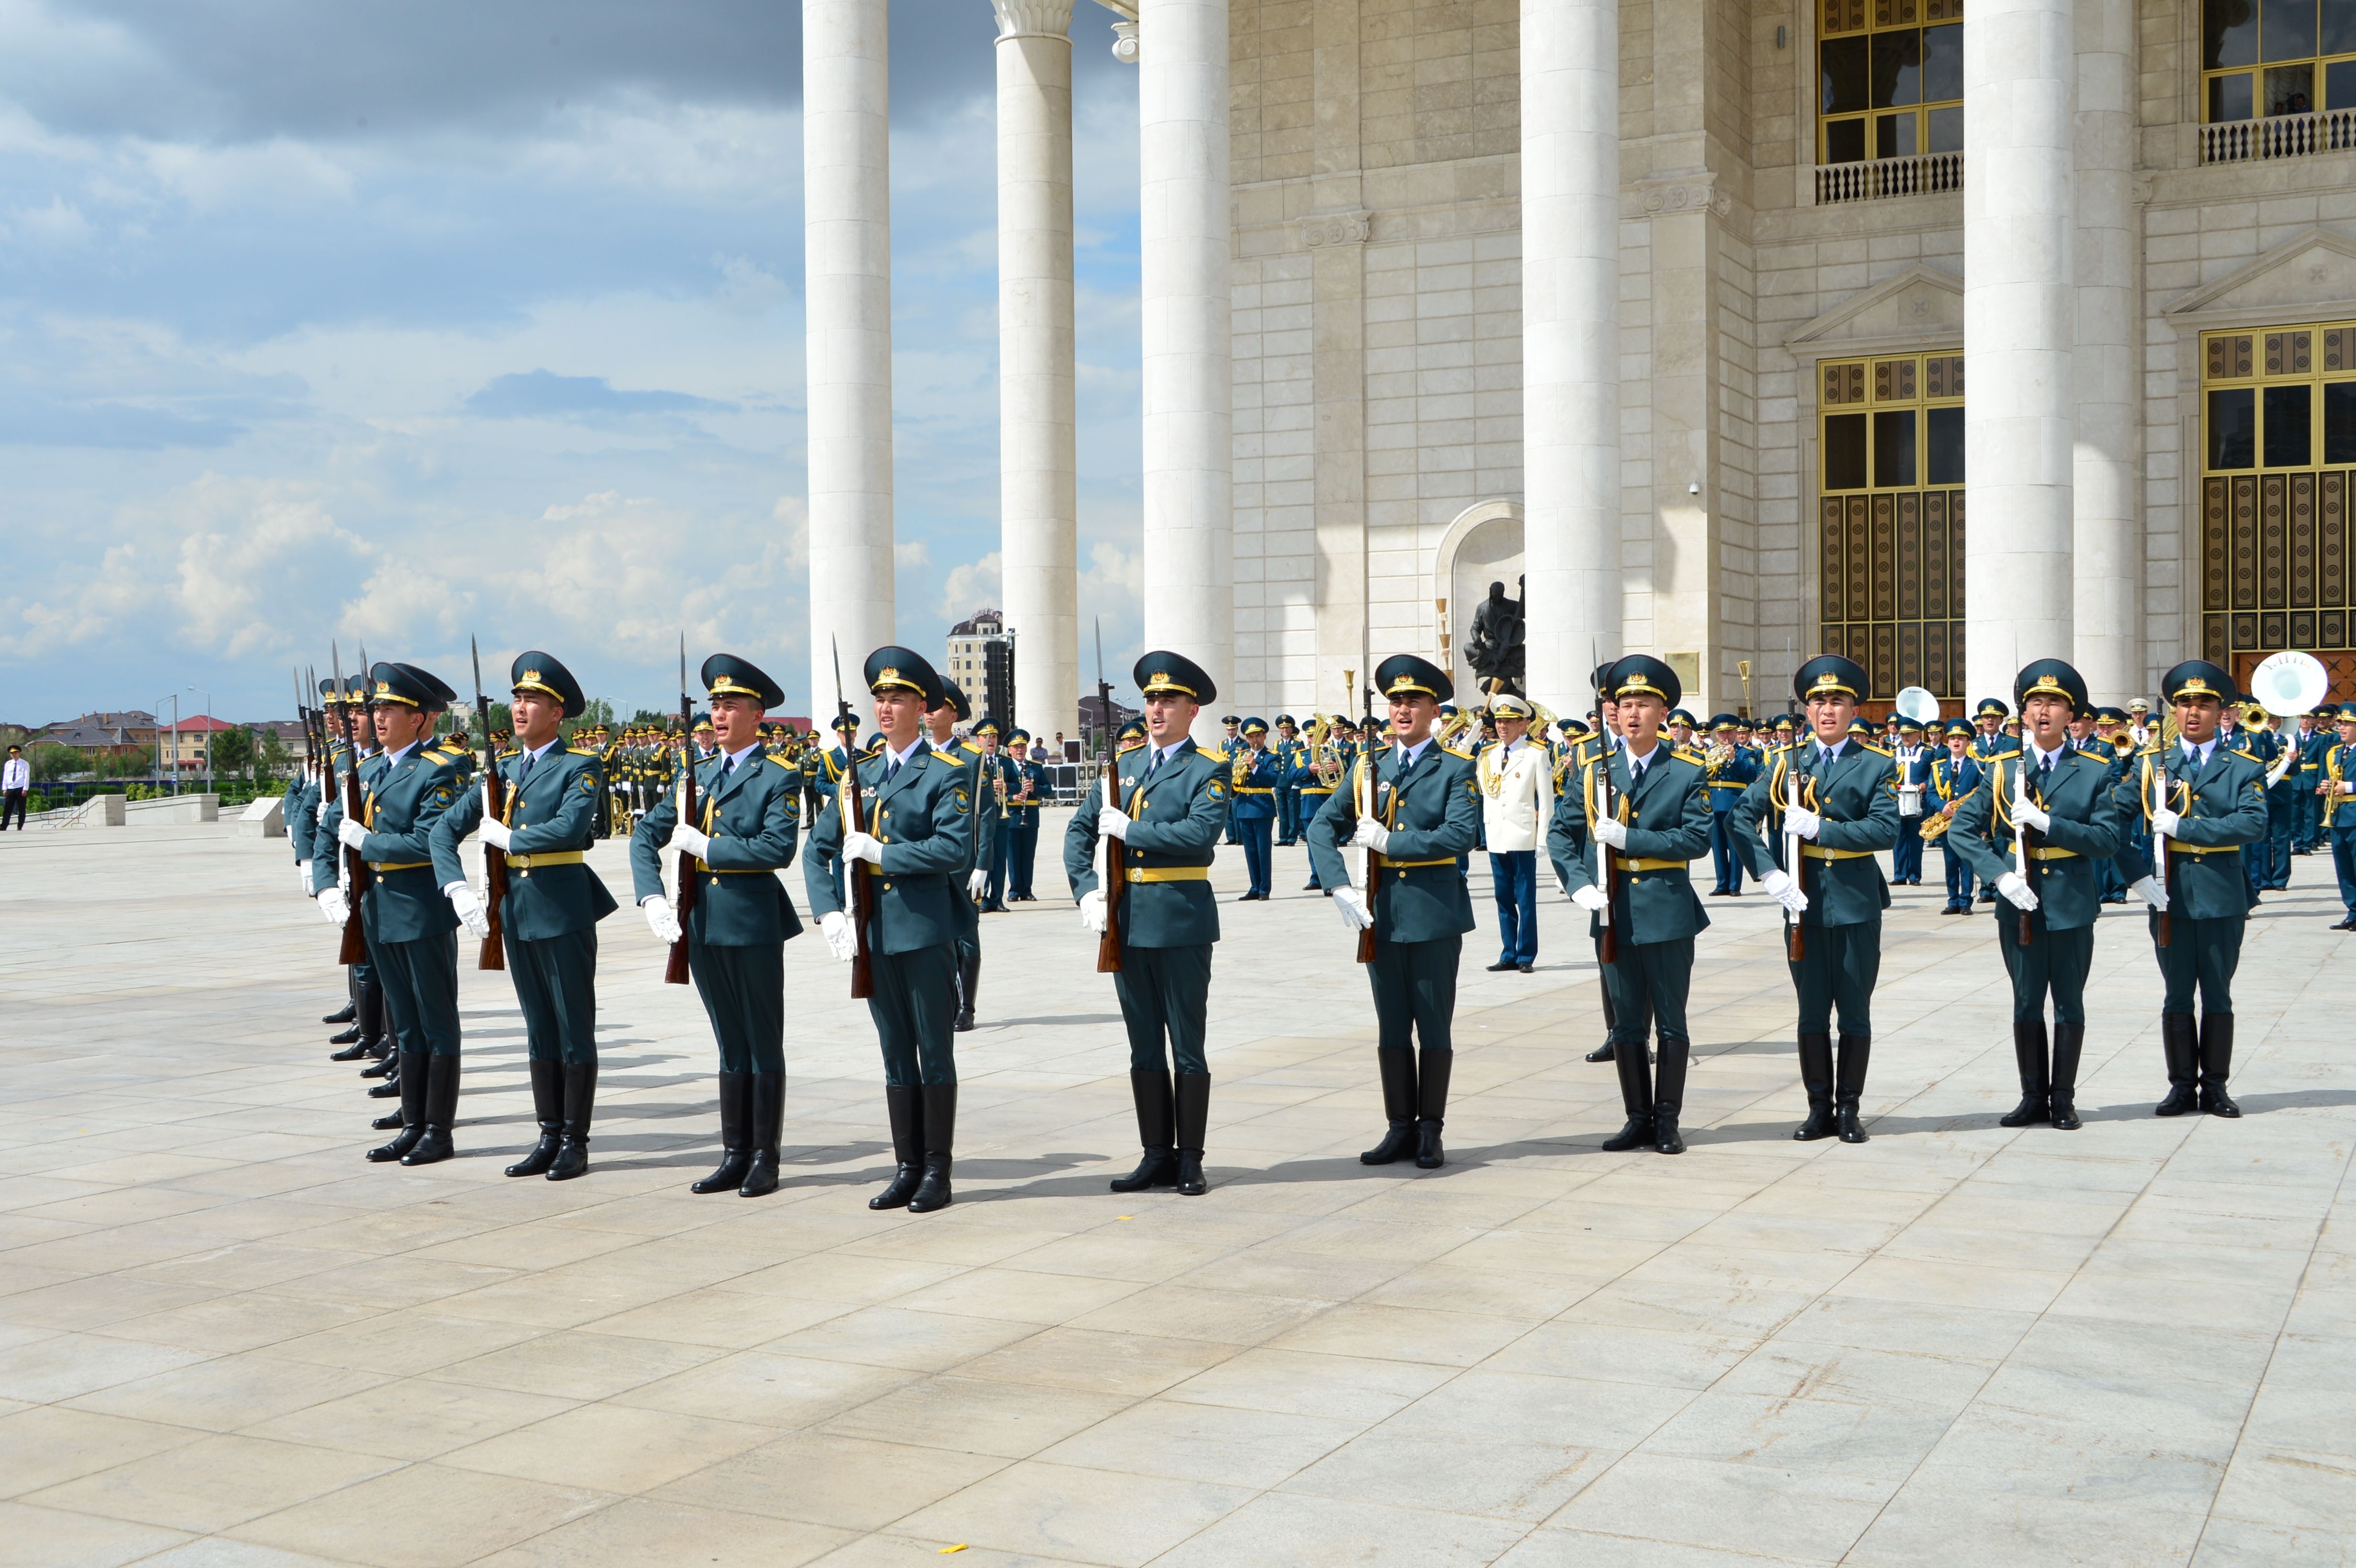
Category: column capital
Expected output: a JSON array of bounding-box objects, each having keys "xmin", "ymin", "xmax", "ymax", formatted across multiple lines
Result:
[
  {"xmin": 1110, "ymin": 19, "xmax": 1140, "ymax": 62},
  {"xmin": 993, "ymin": 0, "xmax": 1075, "ymax": 41}
]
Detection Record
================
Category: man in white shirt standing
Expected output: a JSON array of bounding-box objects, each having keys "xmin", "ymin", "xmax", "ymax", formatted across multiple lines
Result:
[
  {"xmin": 1, "ymin": 744, "xmax": 27, "ymax": 829},
  {"xmin": 1478, "ymin": 695, "xmax": 1552, "ymax": 972}
]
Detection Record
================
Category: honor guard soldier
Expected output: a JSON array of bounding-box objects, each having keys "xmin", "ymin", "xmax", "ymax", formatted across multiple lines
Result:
[
  {"xmin": 1948, "ymin": 660, "xmax": 2125, "ymax": 1130},
  {"xmin": 808, "ymin": 648, "xmax": 976, "ymax": 1213},
  {"xmin": 2112, "ymin": 661, "xmax": 2269, "ymax": 1116},
  {"xmin": 631, "ymin": 654, "xmax": 805, "ymax": 1198},
  {"xmin": 1549, "ymin": 655, "xmax": 1714, "ymax": 1154},
  {"xmin": 1068, "ymin": 652, "xmax": 1230, "ymax": 1196},
  {"xmin": 1565, "ymin": 663, "xmax": 1642, "ymax": 1066},
  {"xmin": 926, "ymin": 683, "xmax": 995, "ymax": 1028},
  {"xmin": 1703, "ymin": 714, "xmax": 1759, "ymax": 895},
  {"xmin": 1231, "ymin": 718, "xmax": 1281, "ymax": 900},
  {"xmin": 316, "ymin": 663, "xmax": 475, "ymax": 1165},
  {"xmin": 1930, "ymin": 719, "xmax": 1983, "ymax": 913},
  {"xmin": 1730, "ymin": 655, "xmax": 1900, "ymax": 1143},
  {"xmin": 310, "ymin": 678, "xmax": 384, "ymax": 1065},
  {"xmin": 1005, "ymin": 730, "xmax": 1046, "ymax": 900},
  {"xmin": 1308, "ymin": 655, "xmax": 1481, "ymax": 1166},
  {"xmin": 430, "ymin": 653, "xmax": 618, "ymax": 1181}
]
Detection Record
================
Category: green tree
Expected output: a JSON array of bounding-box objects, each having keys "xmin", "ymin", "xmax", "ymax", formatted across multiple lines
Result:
[
  {"xmin": 580, "ymin": 697, "xmax": 615, "ymax": 727},
  {"xmin": 257, "ymin": 730, "xmax": 290, "ymax": 779},
  {"xmin": 211, "ymin": 725, "xmax": 256, "ymax": 777},
  {"xmin": 27, "ymin": 743, "xmax": 80, "ymax": 783}
]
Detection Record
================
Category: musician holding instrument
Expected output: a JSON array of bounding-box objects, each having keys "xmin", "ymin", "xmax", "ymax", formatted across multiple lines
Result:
[
  {"xmin": 1230, "ymin": 718, "xmax": 1282, "ymax": 901},
  {"xmin": 631, "ymin": 654, "xmax": 805, "ymax": 1198},
  {"xmin": 1065, "ymin": 653, "xmax": 1231, "ymax": 1197},
  {"xmin": 1548, "ymin": 655, "xmax": 1714, "ymax": 1155},
  {"xmin": 1729, "ymin": 655, "xmax": 1900, "ymax": 1144},
  {"xmin": 1929, "ymin": 718, "xmax": 1984, "ymax": 914},
  {"xmin": 1004, "ymin": 729, "xmax": 1047, "ymax": 901},
  {"xmin": 1304, "ymin": 656, "xmax": 1480, "ymax": 1168},
  {"xmin": 1702, "ymin": 714, "xmax": 1760, "ymax": 897},
  {"xmin": 429, "ymin": 652, "xmax": 617, "ymax": 1181},
  {"xmin": 1946, "ymin": 660, "xmax": 2125, "ymax": 1132}
]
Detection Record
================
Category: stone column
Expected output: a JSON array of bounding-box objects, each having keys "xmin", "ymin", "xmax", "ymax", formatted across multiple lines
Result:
[
  {"xmin": 1138, "ymin": 0, "xmax": 1232, "ymax": 740},
  {"xmin": 1520, "ymin": 0, "xmax": 1621, "ymax": 714},
  {"xmin": 804, "ymin": 0, "xmax": 895, "ymax": 714},
  {"xmin": 2072, "ymin": 0, "xmax": 2140, "ymax": 701},
  {"xmin": 1963, "ymin": 0, "xmax": 2074, "ymax": 699},
  {"xmin": 995, "ymin": 0, "xmax": 1079, "ymax": 745}
]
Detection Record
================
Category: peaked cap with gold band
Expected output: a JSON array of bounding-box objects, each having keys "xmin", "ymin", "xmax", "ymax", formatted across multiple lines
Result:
[
  {"xmin": 701, "ymin": 653, "xmax": 786, "ymax": 709},
  {"xmin": 1973, "ymin": 697, "xmax": 2010, "ymax": 720},
  {"xmin": 970, "ymin": 715, "xmax": 1002, "ymax": 738},
  {"xmin": 1591, "ymin": 662, "xmax": 1617, "ymax": 697},
  {"xmin": 1793, "ymin": 653, "xmax": 1868, "ymax": 704},
  {"xmin": 862, "ymin": 645, "xmax": 946, "ymax": 709},
  {"xmin": 2159, "ymin": 659, "xmax": 2237, "ymax": 707},
  {"xmin": 368, "ymin": 661, "xmax": 457, "ymax": 710},
  {"xmin": 1605, "ymin": 653, "xmax": 1681, "ymax": 709},
  {"xmin": 1374, "ymin": 653, "xmax": 1453, "ymax": 704},
  {"xmin": 2013, "ymin": 658, "xmax": 2090, "ymax": 716},
  {"xmin": 1133, "ymin": 650, "xmax": 1218, "ymax": 706},
  {"xmin": 510, "ymin": 650, "xmax": 586, "ymax": 719},
  {"xmin": 1487, "ymin": 692, "xmax": 1534, "ymax": 719},
  {"xmin": 1241, "ymin": 717, "xmax": 1269, "ymax": 735},
  {"xmin": 937, "ymin": 679, "xmax": 972, "ymax": 721}
]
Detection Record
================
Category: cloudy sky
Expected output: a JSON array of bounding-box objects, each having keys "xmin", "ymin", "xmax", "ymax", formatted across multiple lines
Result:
[{"xmin": 0, "ymin": 0, "xmax": 1148, "ymax": 725}]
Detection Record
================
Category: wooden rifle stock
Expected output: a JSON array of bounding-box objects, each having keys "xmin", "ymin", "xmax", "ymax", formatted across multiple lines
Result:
[
  {"xmin": 479, "ymin": 765, "xmax": 509, "ymax": 971},
  {"xmin": 1096, "ymin": 746, "xmax": 1125, "ymax": 973},
  {"xmin": 336, "ymin": 723, "xmax": 372, "ymax": 967},
  {"xmin": 845, "ymin": 759, "xmax": 874, "ymax": 999},
  {"xmin": 664, "ymin": 747, "xmax": 698, "ymax": 985}
]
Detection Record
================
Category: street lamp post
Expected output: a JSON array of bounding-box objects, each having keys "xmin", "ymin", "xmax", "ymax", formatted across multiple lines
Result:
[
  {"xmin": 156, "ymin": 694, "xmax": 181, "ymax": 796},
  {"xmin": 188, "ymin": 687, "xmax": 212, "ymax": 789}
]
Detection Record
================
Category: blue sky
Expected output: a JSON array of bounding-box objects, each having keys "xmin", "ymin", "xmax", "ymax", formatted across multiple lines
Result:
[{"xmin": 0, "ymin": 0, "xmax": 1148, "ymax": 726}]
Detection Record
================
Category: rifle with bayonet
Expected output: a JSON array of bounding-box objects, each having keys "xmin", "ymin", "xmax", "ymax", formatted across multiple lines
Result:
[
  {"xmin": 469, "ymin": 637, "xmax": 509, "ymax": 971},
  {"xmin": 832, "ymin": 638, "xmax": 875, "ymax": 998},
  {"xmin": 330, "ymin": 643, "xmax": 373, "ymax": 966},
  {"xmin": 664, "ymin": 635, "xmax": 698, "ymax": 985},
  {"xmin": 1093, "ymin": 620, "xmax": 1123, "ymax": 973}
]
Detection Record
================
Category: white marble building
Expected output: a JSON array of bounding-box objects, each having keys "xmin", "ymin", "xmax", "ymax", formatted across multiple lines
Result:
[{"xmin": 802, "ymin": 0, "xmax": 2356, "ymax": 732}]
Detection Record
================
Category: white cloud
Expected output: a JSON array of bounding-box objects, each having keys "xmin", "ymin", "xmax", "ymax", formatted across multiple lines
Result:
[
  {"xmin": 940, "ymin": 550, "xmax": 1001, "ymax": 620},
  {"xmin": 893, "ymin": 539, "xmax": 931, "ymax": 569}
]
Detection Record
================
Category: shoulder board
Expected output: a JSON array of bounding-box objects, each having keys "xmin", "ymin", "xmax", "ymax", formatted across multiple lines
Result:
[
  {"xmin": 496, "ymin": 746, "xmax": 522, "ymax": 759},
  {"xmin": 1857, "ymin": 741, "xmax": 1892, "ymax": 758},
  {"xmin": 931, "ymin": 749, "xmax": 967, "ymax": 768},
  {"xmin": 431, "ymin": 747, "xmax": 471, "ymax": 769},
  {"xmin": 2231, "ymin": 747, "xmax": 2260, "ymax": 763},
  {"xmin": 1988, "ymin": 748, "xmax": 2023, "ymax": 762},
  {"xmin": 1441, "ymin": 743, "xmax": 1478, "ymax": 762},
  {"xmin": 2136, "ymin": 744, "xmax": 2164, "ymax": 758},
  {"xmin": 960, "ymin": 739, "xmax": 984, "ymax": 754},
  {"xmin": 566, "ymin": 745, "xmax": 599, "ymax": 757},
  {"xmin": 1117, "ymin": 741, "xmax": 1149, "ymax": 757},
  {"xmin": 764, "ymin": 754, "xmax": 795, "ymax": 771},
  {"xmin": 1673, "ymin": 747, "xmax": 1707, "ymax": 766}
]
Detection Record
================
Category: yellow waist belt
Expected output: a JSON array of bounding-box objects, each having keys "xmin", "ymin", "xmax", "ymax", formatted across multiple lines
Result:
[
  {"xmin": 1379, "ymin": 855, "xmax": 1458, "ymax": 869},
  {"xmin": 1234, "ymin": 786, "xmax": 1274, "ymax": 794},
  {"xmin": 2020, "ymin": 845, "xmax": 2078, "ymax": 860},
  {"xmin": 1800, "ymin": 846, "xmax": 1874, "ymax": 861},
  {"xmin": 369, "ymin": 860, "xmax": 430, "ymax": 872},
  {"xmin": 2167, "ymin": 841, "xmax": 2235, "ymax": 856},
  {"xmin": 1615, "ymin": 856, "xmax": 1688, "ymax": 872},
  {"xmin": 1125, "ymin": 865, "xmax": 1210, "ymax": 883},
  {"xmin": 504, "ymin": 851, "xmax": 584, "ymax": 870}
]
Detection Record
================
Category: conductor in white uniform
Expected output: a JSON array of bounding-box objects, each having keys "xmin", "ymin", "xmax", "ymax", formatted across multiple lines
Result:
[{"xmin": 1478, "ymin": 694, "xmax": 1553, "ymax": 971}]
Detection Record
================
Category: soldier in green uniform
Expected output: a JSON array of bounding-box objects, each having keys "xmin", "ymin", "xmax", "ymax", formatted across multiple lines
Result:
[
  {"xmin": 1067, "ymin": 652, "xmax": 1231, "ymax": 1196},
  {"xmin": 1948, "ymin": 660, "xmax": 2125, "ymax": 1130},
  {"xmin": 630, "ymin": 655, "xmax": 805, "ymax": 1197},
  {"xmin": 1565, "ymin": 663, "xmax": 1636, "ymax": 1066},
  {"xmin": 1306, "ymin": 654, "xmax": 1480, "ymax": 1168},
  {"xmin": 310, "ymin": 679, "xmax": 386, "ymax": 1066},
  {"xmin": 1729, "ymin": 654, "xmax": 1899, "ymax": 1143},
  {"xmin": 1005, "ymin": 730, "xmax": 1046, "ymax": 900},
  {"xmin": 316, "ymin": 663, "xmax": 475, "ymax": 1165},
  {"xmin": 2112, "ymin": 661, "xmax": 2269, "ymax": 1117},
  {"xmin": 430, "ymin": 652, "xmax": 619, "ymax": 1180},
  {"xmin": 807, "ymin": 647, "xmax": 975, "ymax": 1213},
  {"xmin": 1549, "ymin": 655, "xmax": 1715, "ymax": 1154}
]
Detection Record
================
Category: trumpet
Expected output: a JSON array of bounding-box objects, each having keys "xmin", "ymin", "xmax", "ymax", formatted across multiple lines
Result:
[{"xmin": 995, "ymin": 767, "xmax": 1009, "ymax": 819}]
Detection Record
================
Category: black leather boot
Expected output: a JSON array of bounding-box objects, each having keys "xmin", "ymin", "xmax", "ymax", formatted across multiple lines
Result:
[
  {"xmin": 1600, "ymin": 1024, "xmax": 1655, "ymax": 1150},
  {"xmin": 2155, "ymin": 1013, "xmax": 2199, "ymax": 1116},
  {"xmin": 371, "ymin": 1108, "xmax": 403, "ymax": 1131},
  {"xmin": 366, "ymin": 1051, "xmax": 427, "ymax": 1161},
  {"xmin": 909, "ymin": 1084, "xmax": 957, "ymax": 1213},
  {"xmin": 1653, "ymin": 1040, "xmax": 1689, "ymax": 1154},
  {"xmin": 739, "ymin": 1073, "xmax": 784, "ymax": 1196},
  {"xmin": 356, "ymin": 984, "xmax": 393, "ymax": 1073},
  {"xmin": 870, "ymin": 1085, "xmax": 926, "ymax": 1209},
  {"xmin": 2198, "ymin": 1013, "xmax": 2240, "ymax": 1116},
  {"xmin": 504, "ymin": 1058, "xmax": 562, "ymax": 1177},
  {"xmin": 547, "ymin": 1060, "xmax": 596, "ymax": 1181},
  {"xmin": 1835, "ymin": 1034, "xmax": 1872, "ymax": 1143},
  {"xmin": 1172, "ymin": 1072, "xmax": 1211, "ymax": 1195},
  {"xmin": 691, "ymin": 1071, "xmax": 754, "ymax": 1193},
  {"xmin": 1414, "ymin": 1050, "xmax": 1451, "ymax": 1169},
  {"xmin": 324, "ymin": 1001, "xmax": 357, "ymax": 1025},
  {"xmin": 2048, "ymin": 1024, "xmax": 2085, "ymax": 1131},
  {"xmin": 1792, "ymin": 1032, "xmax": 1837, "ymax": 1141},
  {"xmin": 328, "ymin": 1024, "xmax": 366, "ymax": 1052},
  {"xmin": 1999, "ymin": 1020, "xmax": 2052, "ymax": 1126},
  {"xmin": 1360, "ymin": 1049, "xmax": 1419, "ymax": 1165},
  {"xmin": 953, "ymin": 952, "xmax": 979, "ymax": 1033},
  {"xmin": 401, "ymin": 1055, "xmax": 459, "ymax": 1165},
  {"xmin": 1111, "ymin": 1069, "xmax": 1179, "ymax": 1191}
]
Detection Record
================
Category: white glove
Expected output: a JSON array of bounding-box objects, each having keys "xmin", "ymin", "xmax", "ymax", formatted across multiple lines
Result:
[
  {"xmin": 1331, "ymin": 884, "xmax": 1374, "ymax": 931},
  {"xmin": 1593, "ymin": 817, "xmax": 1630, "ymax": 850},
  {"xmin": 840, "ymin": 829, "xmax": 884, "ymax": 865},
  {"xmin": 1348, "ymin": 819, "xmax": 1392, "ymax": 854},
  {"xmin": 967, "ymin": 867, "xmax": 990, "ymax": 897},
  {"xmin": 1996, "ymin": 871, "xmax": 2040, "ymax": 911},
  {"xmin": 819, "ymin": 909, "xmax": 856, "ymax": 961},
  {"xmin": 295, "ymin": 861, "xmax": 311, "ymax": 894},
  {"xmin": 1098, "ymin": 806, "xmax": 1131, "ymax": 841},
  {"xmin": 642, "ymin": 894, "xmax": 683, "ymax": 944},
  {"xmin": 666, "ymin": 823, "xmax": 712, "ymax": 860},
  {"xmin": 2014, "ymin": 798, "xmax": 2051, "ymax": 833},
  {"xmin": 446, "ymin": 882, "xmax": 491, "ymax": 941},
  {"xmin": 318, "ymin": 886, "xmax": 350, "ymax": 926},
  {"xmin": 480, "ymin": 817, "xmax": 513, "ymax": 852},
  {"xmin": 1762, "ymin": 868, "xmax": 1808, "ymax": 915},
  {"xmin": 1571, "ymin": 884, "xmax": 1609, "ymax": 914},
  {"xmin": 2150, "ymin": 807, "xmax": 2181, "ymax": 837},
  {"xmin": 1079, "ymin": 889, "xmax": 1108, "ymax": 934},
  {"xmin": 1784, "ymin": 806, "xmax": 1822, "ymax": 840},
  {"xmin": 2131, "ymin": 875, "xmax": 2168, "ymax": 911},
  {"xmin": 337, "ymin": 818, "xmax": 368, "ymax": 852}
]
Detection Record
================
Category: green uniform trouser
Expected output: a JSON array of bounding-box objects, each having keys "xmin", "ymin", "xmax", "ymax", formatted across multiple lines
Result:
[
  {"xmin": 377, "ymin": 929, "xmax": 461, "ymax": 1058},
  {"xmin": 1115, "ymin": 942, "xmax": 1211, "ymax": 1077},
  {"xmin": 1603, "ymin": 936, "xmax": 1694, "ymax": 1118},
  {"xmin": 506, "ymin": 926, "xmax": 598, "ymax": 1066},
  {"xmin": 1790, "ymin": 918, "xmax": 1880, "ymax": 1036},
  {"xmin": 687, "ymin": 939, "xmax": 784, "ymax": 1075},
  {"xmin": 2153, "ymin": 912, "xmax": 2244, "ymax": 1016},
  {"xmin": 1368, "ymin": 935, "xmax": 1459, "ymax": 1056},
  {"xmin": 1994, "ymin": 913, "xmax": 2094, "ymax": 1025},
  {"xmin": 868, "ymin": 944, "xmax": 959, "ymax": 1086}
]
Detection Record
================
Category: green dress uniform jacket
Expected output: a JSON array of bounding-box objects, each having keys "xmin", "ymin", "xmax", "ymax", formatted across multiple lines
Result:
[
  {"xmin": 430, "ymin": 745, "xmax": 621, "ymax": 938},
  {"xmin": 1948, "ymin": 747, "xmax": 2126, "ymax": 932},
  {"xmin": 805, "ymin": 740, "xmax": 977, "ymax": 954},
  {"xmin": 1728, "ymin": 739, "xmax": 1900, "ymax": 926},
  {"xmin": 1304, "ymin": 741, "xmax": 1480, "ymax": 940},
  {"xmin": 2111, "ymin": 743, "xmax": 2269, "ymax": 918},
  {"xmin": 630, "ymin": 750, "xmax": 805, "ymax": 946},
  {"xmin": 1065, "ymin": 739, "xmax": 1229, "ymax": 946},
  {"xmin": 314, "ymin": 740, "xmax": 476, "ymax": 944},
  {"xmin": 1547, "ymin": 744, "xmax": 1715, "ymax": 943}
]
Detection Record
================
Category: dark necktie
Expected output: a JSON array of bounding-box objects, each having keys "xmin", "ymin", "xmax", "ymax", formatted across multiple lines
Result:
[
  {"xmin": 516, "ymin": 749, "xmax": 535, "ymax": 790},
  {"xmin": 884, "ymin": 754, "xmax": 900, "ymax": 785}
]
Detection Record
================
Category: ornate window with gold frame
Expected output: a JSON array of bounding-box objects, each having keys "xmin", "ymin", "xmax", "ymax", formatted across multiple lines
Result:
[
  {"xmin": 2198, "ymin": 322, "xmax": 2356, "ymax": 688},
  {"xmin": 1817, "ymin": 352, "xmax": 1966, "ymax": 701},
  {"xmin": 1818, "ymin": 0, "xmax": 1964, "ymax": 164}
]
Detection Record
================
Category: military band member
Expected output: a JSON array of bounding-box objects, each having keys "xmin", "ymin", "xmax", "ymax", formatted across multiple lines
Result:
[
  {"xmin": 1948, "ymin": 660, "xmax": 2125, "ymax": 1131},
  {"xmin": 632, "ymin": 655, "xmax": 804, "ymax": 1198},
  {"xmin": 1274, "ymin": 716, "xmax": 1305, "ymax": 846},
  {"xmin": 430, "ymin": 652, "xmax": 617, "ymax": 1180},
  {"xmin": 1890, "ymin": 718, "xmax": 1931, "ymax": 885},
  {"xmin": 1231, "ymin": 718, "xmax": 1280, "ymax": 900},
  {"xmin": 807, "ymin": 648, "xmax": 975, "ymax": 1213},
  {"xmin": 1970, "ymin": 698, "xmax": 2009, "ymax": 759},
  {"xmin": 1067, "ymin": 653, "xmax": 1230, "ymax": 1196},
  {"xmin": 2112, "ymin": 662, "xmax": 2268, "ymax": 1117},
  {"xmin": 1731, "ymin": 655, "xmax": 1899, "ymax": 1143},
  {"xmin": 1217, "ymin": 714, "xmax": 1243, "ymax": 845},
  {"xmin": 1549, "ymin": 655, "xmax": 1714, "ymax": 1154},
  {"xmin": 1930, "ymin": 719, "xmax": 1983, "ymax": 913},
  {"xmin": 2325, "ymin": 703, "xmax": 2356, "ymax": 930},
  {"xmin": 315, "ymin": 663, "xmax": 474, "ymax": 1164},
  {"xmin": 970, "ymin": 717, "xmax": 1016, "ymax": 914},
  {"xmin": 1704, "ymin": 714, "xmax": 1759, "ymax": 895},
  {"xmin": 1005, "ymin": 730, "xmax": 1046, "ymax": 901}
]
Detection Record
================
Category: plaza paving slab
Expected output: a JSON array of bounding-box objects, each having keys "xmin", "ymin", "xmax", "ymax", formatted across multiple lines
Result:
[{"xmin": 0, "ymin": 814, "xmax": 2352, "ymax": 1567}]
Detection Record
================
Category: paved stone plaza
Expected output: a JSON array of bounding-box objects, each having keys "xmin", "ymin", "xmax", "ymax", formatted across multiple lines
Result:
[{"xmin": 0, "ymin": 816, "xmax": 2350, "ymax": 1567}]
